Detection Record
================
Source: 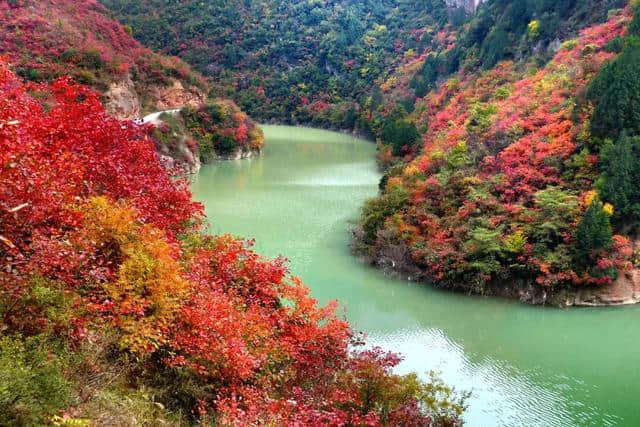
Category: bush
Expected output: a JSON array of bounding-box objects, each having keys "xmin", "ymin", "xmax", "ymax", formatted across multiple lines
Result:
[
  {"xmin": 381, "ymin": 107, "xmax": 420, "ymax": 157},
  {"xmin": 79, "ymin": 49, "xmax": 105, "ymax": 70},
  {"xmin": 0, "ymin": 335, "xmax": 71, "ymax": 426},
  {"xmin": 361, "ymin": 187, "xmax": 409, "ymax": 243}
]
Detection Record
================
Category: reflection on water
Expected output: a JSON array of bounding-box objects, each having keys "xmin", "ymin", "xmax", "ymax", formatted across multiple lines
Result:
[{"xmin": 191, "ymin": 125, "xmax": 640, "ymax": 427}]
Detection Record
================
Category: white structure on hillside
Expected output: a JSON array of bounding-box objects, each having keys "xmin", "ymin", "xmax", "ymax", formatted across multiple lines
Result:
[{"xmin": 445, "ymin": 0, "xmax": 484, "ymax": 12}]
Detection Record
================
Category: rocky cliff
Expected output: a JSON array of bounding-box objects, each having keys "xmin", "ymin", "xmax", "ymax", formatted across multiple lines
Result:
[{"xmin": 103, "ymin": 74, "xmax": 205, "ymax": 121}]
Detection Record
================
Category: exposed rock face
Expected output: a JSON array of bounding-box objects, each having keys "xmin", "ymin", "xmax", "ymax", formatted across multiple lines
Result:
[
  {"xmin": 103, "ymin": 75, "xmax": 141, "ymax": 120},
  {"xmin": 569, "ymin": 270, "xmax": 640, "ymax": 307},
  {"xmin": 487, "ymin": 274, "xmax": 640, "ymax": 307},
  {"xmin": 103, "ymin": 75, "xmax": 206, "ymax": 121},
  {"xmin": 150, "ymin": 80, "xmax": 206, "ymax": 111},
  {"xmin": 104, "ymin": 78, "xmax": 207, "ymax": 173},
  {"xmin": 142, "ymin": 110, "xmax": 202, "ymax": 174},
  {"xmin": 156, "ymin": 135, "xmax": 202, "ymax": 175}
]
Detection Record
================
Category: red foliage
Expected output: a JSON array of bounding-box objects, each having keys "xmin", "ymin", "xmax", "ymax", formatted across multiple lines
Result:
[
  {"xmin": 369, "ymin": 9, "xmax": 634, "ymax": 290},
  {"xmin": 1, "ymin": 62, "xmax": 455, "ymax": 425},
  {"xmin": 0, "ymin": 0, "xmax": 205, "ymax": 95}
]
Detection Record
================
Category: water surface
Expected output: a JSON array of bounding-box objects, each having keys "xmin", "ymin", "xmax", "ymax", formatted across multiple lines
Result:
[{"xmin": 191, "ymin": 125, "xmax": 640, "ymax": 427}]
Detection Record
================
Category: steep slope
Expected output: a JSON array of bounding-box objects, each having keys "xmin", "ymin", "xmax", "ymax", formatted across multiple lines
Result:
[
  {"xmin": 0, "ymin": 0, "xmax": 206, "ymax": 119},
  {"xmin": 101, "ymin": 0, "xmax": 454, "ymax": 129},
  {"xmin": 103, "ymin": 0, "xmax": 627, "ymax": 146},
  {"xmin": 355, "ymin": 7, "xmax": 638, "ymax": 305},
  {"xmin": 100, "ymin": 0, "xmax": 640, "ymax": 305}
]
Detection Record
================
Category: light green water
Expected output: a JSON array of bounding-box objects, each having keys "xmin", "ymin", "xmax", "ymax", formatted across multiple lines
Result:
[{"xmin": 191, "ymin": 125, "xmax": 640, "ymax": 427}]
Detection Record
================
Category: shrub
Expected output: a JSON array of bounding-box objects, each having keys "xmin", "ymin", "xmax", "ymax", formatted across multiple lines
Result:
[
  {"xmin": 179, "ymin": 100, "xmax": 263, "ymax": 162},
  {"xmin": 361, "ymin": 187, "xmax": 409, "ymax": 243},
  {"xmin": 0, "ymin": 335, "xmax": 71, "ymax": 426}
]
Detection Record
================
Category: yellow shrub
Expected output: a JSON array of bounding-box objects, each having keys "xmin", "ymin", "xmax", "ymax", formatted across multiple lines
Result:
[
  {"xmin": 403, "ymin": 164, "xmax": 420, "ymax": 177},
  {"xmin": 51, "ymin": 415, "xmax": 90, "ymax": 427},
  {"xmin": 528, "ymin": 20, "xmax": 540, "ymax": 39},
  {"xmin": 80, "ymin": 197, "xmax": 189, "ymax": 354},
  {"xmin": 584, "ymin": 190, "xmax": 597, "ymax": 207},
  {"xmin": 386, "ymin": 177, "xmax": 404, "ymax": 190},
  {"xmin": 603, "ymin": 203, "xmax": 615, "ymax": 216},
  {"xmin": 504, "ymin": 230, "xmax": 527, "ymax": 254}
]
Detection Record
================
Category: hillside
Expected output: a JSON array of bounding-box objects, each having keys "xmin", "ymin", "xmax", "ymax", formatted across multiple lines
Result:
[
  {"xmin": 103, "ymin": 0, "xmax": 624, "ymax": 131},
  {"xmin": 0, "ymin": 0, "xmax": 207, "ymax": 119},
  {"xmin": 149, "ymin": 101, "xmax": 265, "ymax": 173},
  {"xmin": 101, "ymin": 0, "xmax": 454, "ymax": 129},
  {"xmin": 356, "ymin": 5, "xmax": 640, "ymax": 305},
  {"xmin": 4, "ymin": 0, "xmax": 640, "ymax": 423}
]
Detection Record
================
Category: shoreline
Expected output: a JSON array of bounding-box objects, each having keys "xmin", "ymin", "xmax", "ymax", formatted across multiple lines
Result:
[
  {"xmin": 259, "ymin": 119, "xmax": 374, "ymax": 143},
  {"xmin": 351, "ymin": 228, "xmax": 640, "ymax": 308}
]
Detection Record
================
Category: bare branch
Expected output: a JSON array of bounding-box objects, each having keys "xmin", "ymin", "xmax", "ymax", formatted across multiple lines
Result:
[
  {"xmin": 0, "ymin": 235, "xmax": 16, "ymax": 249},
  {"xmin": 8, "ymin": 203, "xmax": 29, "ymax": 213}
]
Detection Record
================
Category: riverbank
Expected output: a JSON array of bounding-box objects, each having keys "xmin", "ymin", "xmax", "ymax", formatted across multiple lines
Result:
[
  {"xmin": 352, "ymin": 226, "xmax": 640, "ymax": 308},
  {"xmin": 143, "ymin": 102, "xmax": 264, "ymax": 173},
  {"xmin": 261, "ymin": 118, "xmax": 374, "ymax": 142}
]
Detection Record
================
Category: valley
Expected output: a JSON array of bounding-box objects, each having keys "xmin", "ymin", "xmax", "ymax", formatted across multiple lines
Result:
[{"xmin": 2, "ymin": 0, "xmax": 640, "ymax": 425}]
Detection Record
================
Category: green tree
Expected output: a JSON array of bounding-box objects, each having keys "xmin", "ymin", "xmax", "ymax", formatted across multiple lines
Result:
[
  {"xmin": 573, "ymin": 198, "xmax": 613, "ymax": 273},
  {"xmin": 586, "ymin": 37, "xmax": 640, "ymax": 139},
  {"xmin": 381, "ymin": 107, "xmax": 420, "ymax": 156},
  {"xmin": 0, "ymin": 336, "xmax": 70, "ymax": 426},
  {"xmin": 597, "ymin": 135, "xmax": 640, "ymax": 227},
  {"xmin": 360, "ymin": 187, "xmax": 409, "ymax": 243}
]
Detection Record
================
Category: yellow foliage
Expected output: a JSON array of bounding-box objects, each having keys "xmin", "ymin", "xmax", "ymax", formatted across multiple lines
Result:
[
  {"xmin": 51, "ymin": 415, "xmax": 90, "ymax": 427},
  {"xmin": 604, "ymin": 203, "xmax": 615, "ymax": 216},
  {"xmin": 584, "ymin": 190, "xmax": 597, "ymax": 207},
  {"xmin": 381, "ymin": 76, "xmax": 398, "ymax": 92},
  {"xmin": 446, "ymin": 78, "xmax": 460, "ymax": 91},
  {"xmin": 80, "ymin": 197, "xmax": 189, "ymax": 354},
  {"xmin": 249, "ymin": 127, "xmax": 265, "ymax": 149},
  {"xmin": 386, "ymin": 177, "xmax": 404, "ymax": 190},
  {"xmin": 403, "ymin": 164, "xmax": 420, "ymax": 177},
  {"xmin": 528, "ymin": 20, "xmax": 540, "ymax": 39},
  {"xmin": 504, "ymin": 230, "xmax": 527, "ymax": 254}
]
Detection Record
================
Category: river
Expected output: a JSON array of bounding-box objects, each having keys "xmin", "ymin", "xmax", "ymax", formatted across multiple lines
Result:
[{"xmin": 190, "ymin": 125, "xmax": 640, "ymax": 427}]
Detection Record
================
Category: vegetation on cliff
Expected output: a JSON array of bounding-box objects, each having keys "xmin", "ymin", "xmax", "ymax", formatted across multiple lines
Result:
[
  {"xmin": 102, "ymin": 0, "xmax": 626, "ymax": 136},
  {"xmin": 355, "ymin": 6, "xmax": 640, "ymax": 297},
  {"xmin": 152, "ymin": 101, "xmax": 264, "ymax": 170},
  {"xmin": 0, "ymin": 0, "xmax": 206, "ymax": 115},
  {"xmin": 101, "ymin": 0, "xmax": 455, "ymax": 129}
]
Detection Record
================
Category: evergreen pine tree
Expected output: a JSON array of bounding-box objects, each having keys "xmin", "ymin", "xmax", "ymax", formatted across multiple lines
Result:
[
  {"xmin": 574, "ymin": 198, "xmax": 613, "ymax": 273},
  {"xmin": 597, "ymin": 135, "xmax": 640, "ymax": 227},
  {"xmin": 587, "ymin": 37, "xmax": 640, "ymax": 139}
]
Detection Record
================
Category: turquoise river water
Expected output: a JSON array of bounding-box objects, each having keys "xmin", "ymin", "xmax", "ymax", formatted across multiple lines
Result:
[{"xmin": 190, "ymin": 125, "xmax": 640, "ymax": 426}]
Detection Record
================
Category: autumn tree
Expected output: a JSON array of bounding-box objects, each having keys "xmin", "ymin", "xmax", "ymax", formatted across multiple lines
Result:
[{"xmin": 381, "ymin": 107, "xmax": 420, "ymax": 156}]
